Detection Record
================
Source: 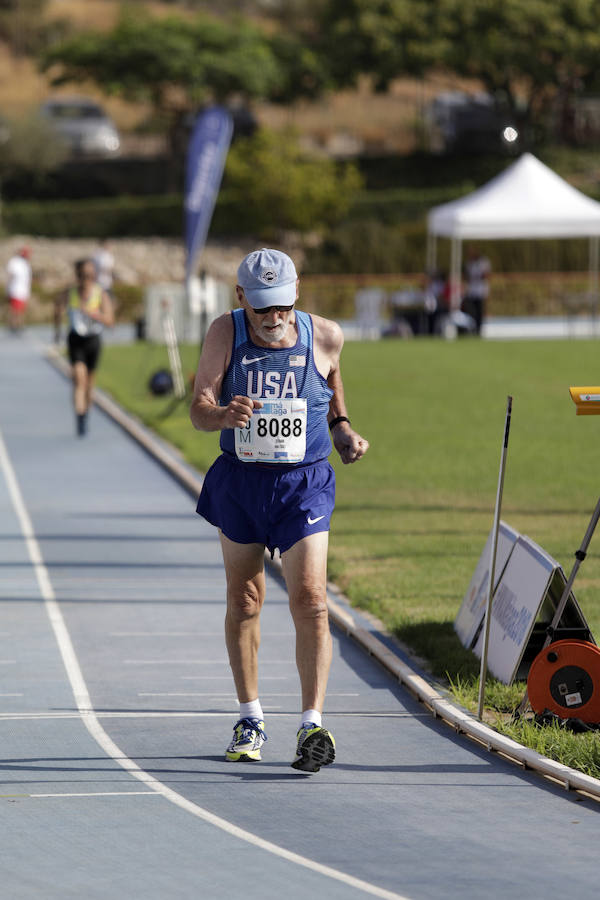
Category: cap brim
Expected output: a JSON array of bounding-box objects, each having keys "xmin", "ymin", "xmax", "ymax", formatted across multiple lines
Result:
[{"xmin": 242, "ymin": 281, "xmax": 297, "ymax": 309}]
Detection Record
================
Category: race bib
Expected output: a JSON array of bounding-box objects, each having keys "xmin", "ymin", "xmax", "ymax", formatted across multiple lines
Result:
[{"xmin": 235, "ymin": 399, "xmax": 307, "ymax": 463}]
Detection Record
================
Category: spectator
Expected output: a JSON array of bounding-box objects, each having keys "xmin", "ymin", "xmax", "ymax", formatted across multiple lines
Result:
[
  {"xmin": 6, "ymin": 246, "xmax": 32, "ymax": 332},
  {"xmin": 93, "ymin": 238, "xmax": 115, "ymax": 297},
  {"xmin": 462, "ymin": 247, "xmax": 491, "ymax": 335}
]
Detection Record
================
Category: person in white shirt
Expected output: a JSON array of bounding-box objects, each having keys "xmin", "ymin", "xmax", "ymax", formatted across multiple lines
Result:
[
  {"xmin": 92, "ymin": 239, "xmax": 115, "ymax": 296},
  {"xmin": 6, "ymin": 246, "xmax": 32, "ymax": 331}
]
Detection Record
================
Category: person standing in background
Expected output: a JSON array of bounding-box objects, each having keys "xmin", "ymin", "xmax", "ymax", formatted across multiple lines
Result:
[
  {"xmin": 93, "ymin": 238, "xmax": 115, "ymax": 298},
  {"xmin": 462, "ymin": 247, "xmax": 491, "ymax": 336},
  {"xmin": 6, "ymin": 246, "xmax": 32, "ymax": 332}
]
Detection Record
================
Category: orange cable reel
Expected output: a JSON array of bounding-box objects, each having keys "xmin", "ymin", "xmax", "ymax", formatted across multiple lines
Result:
[
  {"xmin": 526, "ymin": 387, "xmax": 600, "ymax": 724},
  {"xmin": 527, "ymin": 639, "xmax": 600, "ymax": 723}
]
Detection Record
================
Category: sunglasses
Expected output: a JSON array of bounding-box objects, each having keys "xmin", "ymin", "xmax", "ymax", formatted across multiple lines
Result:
[{"xmin": 252, "ymin": 304, "xmax": 295, "ymax": 315}]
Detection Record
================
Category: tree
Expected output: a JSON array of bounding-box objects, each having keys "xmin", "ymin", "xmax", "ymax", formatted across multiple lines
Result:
[
  {"xmin": 40, "ymin": 11, "xmax": 283, "ymax": 159},
  {"xmin": 315, "ymin": 0, "xmax": 447, "ymax": 90},
  {"xmin": 314, "ymin": 0, "xmax": 600, "ymax": 140},
  {"xmin": 436, "ymin": 0, "xmax": 600, "ymax": 140}
]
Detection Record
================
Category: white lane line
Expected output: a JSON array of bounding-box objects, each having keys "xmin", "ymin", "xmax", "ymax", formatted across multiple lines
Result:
[
  {"xmin": 0, "ymin": 693, "xmax": 23, "ymax": 697},
  {"xmin": 0, "ymin": 711, "xmax": 422, "ymax": 721},
  {"xmin": 0, "ymin": 428, "xmax": 409, "ymax": 900},
  {"xmin": 124, "ymin": 659, "xmax": 229, "ymax": 664},
  {"xmin": 31, "ymin": 791, "xmax": 159, "ymax": 799},
  {"xmin": 124, "ymin": 659, "xmax": 296, "ymax": 665},
  {"xmin": 138, "ymin": 692, "xmax": 360, "ymax": 698},
  {"xmin": 111, "ymin": 632, "xmax": 292, "ymax": 638},
  {"xmin": 0, "ymin": 660, "xmax": 17, "ymax": 665},
  {"xmin": 180, "ymin": 675, "xmax": 289, "ymax": 681}
]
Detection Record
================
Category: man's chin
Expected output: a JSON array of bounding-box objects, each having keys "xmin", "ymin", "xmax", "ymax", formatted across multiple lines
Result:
[{"xmin": 258, "ymin": 326, "xmax": 287, "ymax": 343}]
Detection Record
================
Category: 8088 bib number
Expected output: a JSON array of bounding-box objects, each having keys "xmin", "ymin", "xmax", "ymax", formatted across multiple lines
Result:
[
  {"xmin": 235, "ymin": 399, "xmax": 307, "ymax": 462},
  {"xmin": 256, "ymin": 416, "xmax": 303, "ymax": 439}
]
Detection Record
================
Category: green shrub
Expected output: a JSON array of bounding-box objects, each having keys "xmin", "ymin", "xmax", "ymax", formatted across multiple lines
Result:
[
  {"xmin": 2, "ymin": 194, "xmax": 184, "ymax": 238},
  {"xmin": 222, "ymin": 127, "xmax": 363, "ymax": 237}
]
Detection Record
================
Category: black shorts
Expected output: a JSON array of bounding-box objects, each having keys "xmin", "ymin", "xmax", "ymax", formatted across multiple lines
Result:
[{"xmin": 68, "ymin": 331, "xmax": 101, "ymax": 372}]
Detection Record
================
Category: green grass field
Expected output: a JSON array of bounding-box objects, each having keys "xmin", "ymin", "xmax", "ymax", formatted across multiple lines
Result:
[{"xmin": 96, "ymin": 336, "xmax": 600, "ymax": 776}]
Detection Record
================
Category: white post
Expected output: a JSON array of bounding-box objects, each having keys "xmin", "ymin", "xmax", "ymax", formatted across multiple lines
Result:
[
  {"xmin": 477, "ymin": 396, "xmax": 513, "ymax": 720},
  {"xmin": 161, "ymin": 298, "xmax": 186, "ymax": 399},
  {"xmin": 588, "ymin": 236, "xmax": 599, "ymax": 331},
  {"xmin": 426, "ymin": 230, "xmax": 437, "ymax": 274}
]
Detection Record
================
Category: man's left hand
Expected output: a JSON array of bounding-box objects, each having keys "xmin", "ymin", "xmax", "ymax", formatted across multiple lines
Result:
[{"xmin": 332, "ymin": 425, "xmax": 369, "ymax": 465}]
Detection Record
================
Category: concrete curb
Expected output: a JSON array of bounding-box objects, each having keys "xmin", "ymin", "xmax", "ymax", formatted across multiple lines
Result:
[{"xmin": 46, "ymin": 348, "xmax": 600, "ymax": 802}]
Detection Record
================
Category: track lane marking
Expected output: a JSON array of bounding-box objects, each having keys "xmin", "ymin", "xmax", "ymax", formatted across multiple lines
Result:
[
  {"xmin": 30, "ymin": 791, "xmax": 159, "ymax": 799},
  {"xmin": 0, "ymin": 711, "xmax": 423, "ymax": 721},
  {"xmin": 0, "ymin": 427, "xmax": 411, "ymax": 900}
]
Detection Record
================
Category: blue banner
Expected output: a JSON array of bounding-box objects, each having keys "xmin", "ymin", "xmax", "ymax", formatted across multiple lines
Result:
[{"xmin": 184, "ymin": 106, "xmax": 233, "ymax": 282}]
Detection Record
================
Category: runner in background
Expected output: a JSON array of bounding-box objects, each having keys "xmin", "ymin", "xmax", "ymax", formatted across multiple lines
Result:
[
  {"xmin": 54, "ymin": 258, "xmax": 114, "ymax": 437},
  {"xmin": 190, "ymin": 248, "xmax": 369, "ymax": 773}
]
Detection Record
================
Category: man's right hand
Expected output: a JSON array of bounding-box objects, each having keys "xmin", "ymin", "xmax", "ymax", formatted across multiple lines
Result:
[{"xmin": 222, "ymin": 395, "xmax": 262, "ymax": 429}]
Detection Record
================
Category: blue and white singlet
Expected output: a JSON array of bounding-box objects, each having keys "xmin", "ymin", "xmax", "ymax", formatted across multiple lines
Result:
[{"xmin": 219, "ymin": 308, "xmax": 333, "ymax": 465}]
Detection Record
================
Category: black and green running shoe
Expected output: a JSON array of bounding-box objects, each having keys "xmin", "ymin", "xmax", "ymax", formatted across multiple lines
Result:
[{"xmin": 291, "ymin": 723, "xmax": 335, "ymax": 773}]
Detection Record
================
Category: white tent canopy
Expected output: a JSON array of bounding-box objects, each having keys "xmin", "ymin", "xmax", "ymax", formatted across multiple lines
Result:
[{"xmin": 426, "ymin": 152, "xmax": 600, "ymax": 309}]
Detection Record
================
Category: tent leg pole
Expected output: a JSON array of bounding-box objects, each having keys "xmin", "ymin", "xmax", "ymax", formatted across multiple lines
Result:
[
  {"xmin": 589, "ymin": 236, "xmax": 599, "ymax": 334},
  {"xmin": 427, "ymin": 232, "xmax": 437, "ymax": 274}
]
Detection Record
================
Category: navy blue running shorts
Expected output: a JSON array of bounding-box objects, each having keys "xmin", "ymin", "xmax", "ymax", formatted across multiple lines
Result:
[{"xmin": 196, "ymin": 454, "xmax": 336, "ymax": 555}]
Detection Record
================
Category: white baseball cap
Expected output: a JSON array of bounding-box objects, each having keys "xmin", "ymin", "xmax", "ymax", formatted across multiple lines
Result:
[{"xmin": 237, "ymin": 248, "xmax": 298, "ymax": 309}]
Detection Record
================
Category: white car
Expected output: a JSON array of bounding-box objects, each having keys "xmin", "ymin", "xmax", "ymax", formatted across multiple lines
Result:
[{"xmin": 40, "ymin": 97, "xmax": 121, "ymax": 158}]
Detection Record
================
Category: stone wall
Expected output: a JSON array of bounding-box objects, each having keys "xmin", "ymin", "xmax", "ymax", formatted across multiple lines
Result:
[{"xmin": 1, "ymin": 236, "xmax": 252, "ymax": 294}]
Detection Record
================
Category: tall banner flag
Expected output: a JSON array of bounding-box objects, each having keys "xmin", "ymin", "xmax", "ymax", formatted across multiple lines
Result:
[{"xmin": 184, "ymin": 106, "xmax": 233, "ymax": 283}]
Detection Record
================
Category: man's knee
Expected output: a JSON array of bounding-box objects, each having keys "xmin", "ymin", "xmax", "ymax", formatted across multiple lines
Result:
[
  {"xmin": 227, "ymin": 583, "xmax": 263, "ymax": 622},
  {"xmin": 289, "ymin": 584, "xmax": 329, "ymax": 621}
]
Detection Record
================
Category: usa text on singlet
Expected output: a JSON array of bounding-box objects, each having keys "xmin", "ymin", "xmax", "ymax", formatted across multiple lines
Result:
[{"xmin": 219, "ymin": 308, "xmax": 333, "ymax": 464}]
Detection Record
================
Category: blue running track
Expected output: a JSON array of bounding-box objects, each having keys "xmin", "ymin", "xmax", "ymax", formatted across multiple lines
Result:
[{"xmin": 1, "ymin": 328, "xmax": 599, "ymax": 900}]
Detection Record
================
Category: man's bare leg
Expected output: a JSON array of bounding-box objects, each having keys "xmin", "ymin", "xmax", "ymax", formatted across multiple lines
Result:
[
  {"xmin": 86, "ymin": 370, "xmax": 95, "ymax": 414},
  {"xmin": 282, "ymin": 531, "xmax": 332, "ymax": 714},
  {"xmin": 282, "ymin": 531, "xmax": 335, "ymax": 772},
  {"xmin": 219, "ymin": 532, "xmax": 266, "ymax": 704},
  {"xmin": 72, "ymin": 362, "xmax": 89, "ymax": 416}
]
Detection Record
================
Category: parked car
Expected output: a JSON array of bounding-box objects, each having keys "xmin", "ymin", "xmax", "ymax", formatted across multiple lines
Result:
[
  {"xmin": 39, "ymin": 97, "xmax": 121, "ymax": 159},
  {"xmin": 424, "ymin": 91, "xmax": 520, "ymax": 156}
]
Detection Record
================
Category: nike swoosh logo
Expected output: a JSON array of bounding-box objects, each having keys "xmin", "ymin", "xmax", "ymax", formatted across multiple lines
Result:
[
  {"xmin": 242, "ymin": 354, "xmax": 268, "ymax": 365},
  {"xmin": 307, "ymin": 515, "xmax": 325, "ymax": 525}
]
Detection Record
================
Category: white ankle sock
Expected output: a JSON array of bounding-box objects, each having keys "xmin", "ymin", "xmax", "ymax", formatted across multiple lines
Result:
[
  {"xmin": 300, "ymin": 709, "xmax": 322, "ymax": 729},
  {"xmin": 239, "ymin": 699, "xmax": 263, "ymax": 721}
]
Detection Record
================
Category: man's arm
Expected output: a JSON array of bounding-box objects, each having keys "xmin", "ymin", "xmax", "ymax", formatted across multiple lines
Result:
[
  {"xmin": 190, "ymin": 313, "xmax": 261, "ymax": 433},
  {"xmin": 327, "ymin": 362, "xmax": 369, "ymax": 464},
  {"xmin": 313, "ymin": 315, "xmax": 369, "ymax": 465}
]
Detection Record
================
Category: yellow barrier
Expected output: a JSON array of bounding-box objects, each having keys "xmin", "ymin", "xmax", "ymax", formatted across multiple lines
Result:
[{"xmin": 570, "ymin": 386, "xmax": 600, "ymax": 415}]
